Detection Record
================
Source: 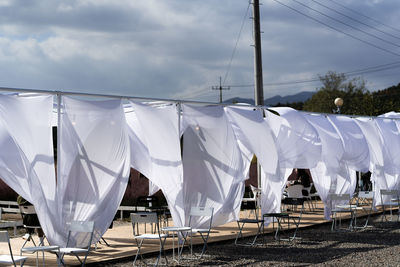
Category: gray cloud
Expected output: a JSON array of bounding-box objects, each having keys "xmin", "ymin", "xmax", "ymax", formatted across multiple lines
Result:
[{"xmin": 0, "ymin": 0, "xmax": 399, "ymax": 102}]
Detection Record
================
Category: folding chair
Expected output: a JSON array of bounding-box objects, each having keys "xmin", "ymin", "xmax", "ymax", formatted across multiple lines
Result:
[
  {"xmin": 188, "ymin": 207, "xmax": 214, "ymax": 258},
  {"xmin": 19, "ymin": 205, "xmax": 45, "ymax": 248},
  {"xmin": 131, "ymin": 212, "xmax": 168, "ymax": 267},
  {"xmin": 235, "ymin": 198, "xmax": 264, "ymax": 246},
  {"xmin": 53, "ymin": 221, "xmax": 95, "ymax": 267},
  {"xmin": 0, "ymin": 231, "xmax": 27, "ymax": 267},
  {"xmin": 380, "ymin": 189, "xmax": 400, "ymax": 222},
  {"xmin": 354, "ymin": 191, "xmax": 374, "ymax": 228},
  {"xmin": 279, "ymin": 197, "xmax": 305, "ymax": 241},
  {"xmin": 329, "ymin": 193, "xmax": 356, "ymax": 231}
]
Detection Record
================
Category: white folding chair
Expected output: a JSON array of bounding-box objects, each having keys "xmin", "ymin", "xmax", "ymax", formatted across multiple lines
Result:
[
  {"xmin": 188, "ymin": 207, "xmax": 214, "ymax": 258},
  {"xmin": 131, "ymin": 212, "xmax": 168, "ymax": 267},
  {"xmin": 329, "ymin": 193, "xmax": 356, "ymax": 231},
  {"xmin": 53, "ymin": 221, "xmax": 94, "ymax": 267},
  {"xmin": 0, "ymin": 231, "xmax": 27, "ymax": 267},
  {"xmin": 355, "ymin": 191, "xmax": 374, "ymax": 228},
  {"xmin": 380, "ymin": 189, "xmax": 400, "ymax": 222}
]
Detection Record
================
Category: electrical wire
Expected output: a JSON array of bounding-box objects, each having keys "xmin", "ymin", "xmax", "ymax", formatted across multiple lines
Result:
[
  {"xmin": 222, "ymin": 2, "xmax": 251, "ymax": 86},
  {"xmin": 271, "ymin": 0, "xmax": 400, "ymax": 57},
  {"xmin": 328, "ymin": 0, "xmax": 400, "ymax": 34},
  {"xmin": 290, "ymin": 0, "xmax": 400, "ymax": 49},
  {"xmin": 310, "ymin": 0, "xmax": 400, "ymax": 40}
]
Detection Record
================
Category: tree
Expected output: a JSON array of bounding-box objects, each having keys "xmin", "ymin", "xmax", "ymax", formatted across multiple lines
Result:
[{"xmin": 303, "ymin": 71, "xmax": 374, "ymax": 115}]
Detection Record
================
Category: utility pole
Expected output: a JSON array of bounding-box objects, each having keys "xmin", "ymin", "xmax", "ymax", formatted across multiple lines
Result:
[
  {"xmin": 212, "ymin": 76, "xmax": 230, "ymax": 103},
  {"xmin": 252, "ymin": 0, "xmax": 264, "ymax": 190},
  {"xmin": 253, "ymin": 0, "xmax": 264, "ymax": 106}
]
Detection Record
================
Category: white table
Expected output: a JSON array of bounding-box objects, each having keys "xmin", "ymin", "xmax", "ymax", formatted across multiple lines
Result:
[
  {"xmin": 162, "ymin": 226, "xmax": 192, "ymax": 263},
  {"xmin": 21, "ymin": 245, "xmax": 60, "ymax": 267}
]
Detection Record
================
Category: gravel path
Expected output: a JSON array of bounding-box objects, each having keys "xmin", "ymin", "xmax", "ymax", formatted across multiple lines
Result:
[{"xmin": 92, "ymin": 215, "xmax": 400, "ymax": 267}]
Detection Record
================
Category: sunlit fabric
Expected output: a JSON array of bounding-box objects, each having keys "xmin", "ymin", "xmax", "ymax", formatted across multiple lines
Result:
[
  {"xmin": 0, "ymin": 95, "xmax": 59, "ymax": 243},
  {"xmin": 261, "ymin": 108, "xmax": 321, "ymax": 221},
  {"xmin": 181, "ymin": 105, "xmax": 248, "ymax": 228},
  {"xmin": 327, "ymin": 115, "xmax": 370, "ymax": 172},
  {"xmin": 304, "ymin": 113, "xmax": 349, "ymax": 219},
  {"xmin": 58, "ymin": 97, "xmax": 130, "ymax": 246},
  {"xmin": 225, "ymin": 106, "xmax": 278, "ymax": 175},
  {"xmin": 356, "ymin": 117, "xmax": 400, "ymax": 206},
  {"xmin": 126, "ymin": 102, "xmax": 184, "ymax": 227}
]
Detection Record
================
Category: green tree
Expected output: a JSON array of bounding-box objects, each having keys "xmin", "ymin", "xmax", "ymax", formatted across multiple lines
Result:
[{"xmin": 303, "ymin": 71, "xmax": 374, "ymax": 115}]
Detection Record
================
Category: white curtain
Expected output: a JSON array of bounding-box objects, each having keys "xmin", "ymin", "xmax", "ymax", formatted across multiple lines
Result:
[
  {"xmin": 125, "ymin": 102, "xmax": 184, "ymax": 227},
  {"xmin": 225, "ymin": 106, "xmax": 278, "ymax": 175},
  {"xmin": 261, "ymin": 108, "xmax": 321, "ymax": 220},
  {"xmin": 0, "ymin": 94, "xmax": 59, "ymax": 243},
  {"xmin": 58, "ymin": 97, "xmax": 130, "ymax": 246},
  {"xmin": 356, "ymin": 117, "xmax": 400, "ymax": 206},
  {"xmin": 181, "ymin": 105, "xmax": 249, "ymax": 228}
]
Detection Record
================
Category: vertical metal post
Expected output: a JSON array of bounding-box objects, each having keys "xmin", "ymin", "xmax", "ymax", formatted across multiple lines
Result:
[
  {"xmin": 56, "ymin": 93, "xmax": 61, "ymax": 184},
  {"xmin": 253, "ymin": 0, "xmax": 264, "ymax": 107},
  {"xmin": 253, "ymin": 0, "xmax": 264, "ymax": 188}
]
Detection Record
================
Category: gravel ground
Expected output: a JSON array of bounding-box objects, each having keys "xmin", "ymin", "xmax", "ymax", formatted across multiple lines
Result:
[{"xmin": 92, "ymin": 215, "xmax": 400, "ymax": 267}]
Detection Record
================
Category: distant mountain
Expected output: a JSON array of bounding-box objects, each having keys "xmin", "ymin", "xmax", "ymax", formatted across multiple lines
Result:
[{"xmin": 224, "ymin": 91, "xmax": 315, "ymax": 106}]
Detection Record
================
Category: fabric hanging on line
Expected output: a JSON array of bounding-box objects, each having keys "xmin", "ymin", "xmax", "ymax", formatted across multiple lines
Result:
[
  {"xmin": 225, "ymin": 106, "xmax": 278, "ymax": 175},
  {"xmin": 0, "ymin": 94, "xmax": 60, "ymax": 243},
  {"xmin": 126, "ymin": 101, "xmax": 185, "ymax": 227},
  {"xmin": 304, "ymin": 113, "xmax": 352, "ymax": 219},
  {"xmin": 261, "ymin": 107, "xmax": 321, "ymax": 221},
  {"xmin": 181, "ymin": 104, "xmax": 249, "ymax": 228},
  {"xmin": 356, "ymin": 117, "xmax": 400, "ymax": 206},
  {"xmin": 58, "ymin": 97, "xmax": 130, "ymax": 246}
]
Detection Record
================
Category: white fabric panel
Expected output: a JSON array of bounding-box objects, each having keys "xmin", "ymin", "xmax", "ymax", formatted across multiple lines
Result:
[
  {"xmin": 327, "ymin": 115, "xmax": 370, "ymax": 172},
  {"xmin": 58, "ymin": 97, "xmax": 130, "ymax": 246},
  {"xmin": 225, "ymin": 106, "xmax": 278, "ymax": 175},
  {"xmin": 267, "ymin": 107, "xmax": 321, "ymax": 169},
  {"xmin": 182, "ymin": 105, "xmax": 249, "ymax": 228},
  {"xmin": 261, "ymin": 108, "xmax": 321, "ymax": 219},
  {"xmin": 356, "ymin": 117, "xmax": 400, "ymax": 206},
  {"xmin": 303, "ymin": 113, "xmax": 350, "ymax": 219},
  {"xmin": 0, "ymin": 95, "xmax": 58, "ymax": 243},
  {"xmin": 127, "ymin": 102, "xmax": 184, "ymax": 227}
]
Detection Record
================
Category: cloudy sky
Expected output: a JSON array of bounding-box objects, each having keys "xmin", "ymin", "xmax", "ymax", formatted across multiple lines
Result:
[{"xmin": 0, "ymin": 0, "xmax": 399, "ymax": 103}]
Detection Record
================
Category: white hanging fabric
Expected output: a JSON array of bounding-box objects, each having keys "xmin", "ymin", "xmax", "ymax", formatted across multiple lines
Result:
[
  {"xmin": 225, "ymin": 106, "xmax": 278, "ymax": 175},
  {"xmin": 58, "ymin": 97, "xmax": 130, "ymax": 246},
  {"xmin": 304, "ymin": 113, "xmax": 348, "ymax": 219},
  {"xmin": 181, "ymin": 104, "xmax": 248, "ymax": 228},
  {"xmin": 261, "ymin": 108, "xmax": 321, "ymax": 219},
  {"xmin": 0, "ymin": 94, "xmax": 59, "ymax": 243},
  {"xmin": 126, "ymin": 101, "xmax": 184, "ymax": 227},
  {"xmin": 356, "ymin": 117, "xmax": 400, "ymax": 206}
]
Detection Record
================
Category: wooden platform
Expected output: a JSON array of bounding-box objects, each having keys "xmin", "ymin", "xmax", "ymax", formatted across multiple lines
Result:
[{"xmin": 0, "ymin": 200, "xmax": 385, "ymax": 266}]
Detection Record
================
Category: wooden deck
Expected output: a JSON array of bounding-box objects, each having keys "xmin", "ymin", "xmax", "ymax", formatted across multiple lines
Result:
[{"xmin": 0, "ymin": 200, "xmax": 384, "ymax": 266}]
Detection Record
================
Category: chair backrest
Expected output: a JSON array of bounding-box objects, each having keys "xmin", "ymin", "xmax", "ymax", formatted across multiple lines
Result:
[
  {"xmin": 136, "ymin": 196, "xmax": 159, "ymax": 210},
  {"xmin": 286, "ymin": 184, "xmax": 305, "ymax": 198},
  {"xmin": 329, "ymin": 193, "xmax": 351, "ymax": 209},
  {"xmin": 188, "ymin": 207, "xmax": 214, "ymax": 229},
  {"xmin": 282, "ymin": 197, "xmax": 305, "ymax": 216},
  {"xmin": 380, "ymin": 189, "xmax": 399, "ymax": 205},
  {"xmin": 131, "ymin": 212, "xmax": 160, "ymax": 237},
  {"xmin": 0, "ymin": 231, "xmax": 17, "ymax": 264},
  {"xmin": 66, "ymin": 221, "xmax": 95, "ymax": 249},
  {"xmin": 358, "ymin": 191, "xmax": 374, "ymax": 199},
  {"xmin": 19, "ymin": 205, "xmax": 36, "ymax": 215}
]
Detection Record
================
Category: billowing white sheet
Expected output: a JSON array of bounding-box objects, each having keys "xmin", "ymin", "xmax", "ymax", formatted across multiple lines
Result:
[
  {"xmin": 58, "ymin": 97, "xmax": 130, "ymax": 246},
  {"xmin": 261, "ymin": 108, "xmax": 321, "ymax": 219},
  {"xmin": 181, "ymin": 105, "xmax": 249, "ymax": 228},
  {"xmin": 225, "ymin": 106, "xmax": 278, "ymax": 175},
  {"xmin": 0, "ymin": 95, "xmax": 58, "ymax": 243},
  {"xmin": 126, "ymin": 102, "xmax": 184, "ymax": 227}
]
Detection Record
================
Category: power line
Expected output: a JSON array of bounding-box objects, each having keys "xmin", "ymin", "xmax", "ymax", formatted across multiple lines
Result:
[
  {"xmin": 328, "ymin": 0, "xmax": 400, "ymax": 34},
  {"xmin": 310, "ymin": 0, "xmax": 400, "ymax": 40},
  {"xmin": 271, "ymin": 0, "xmax": 400, "ymax": 57},
  {"xmin": 222, "ymin": 2, "xmax": 251, "ymax": 85},
  {"xmin": 290, "ymin": 0, "xmax": 400, "ymax": 49}
]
